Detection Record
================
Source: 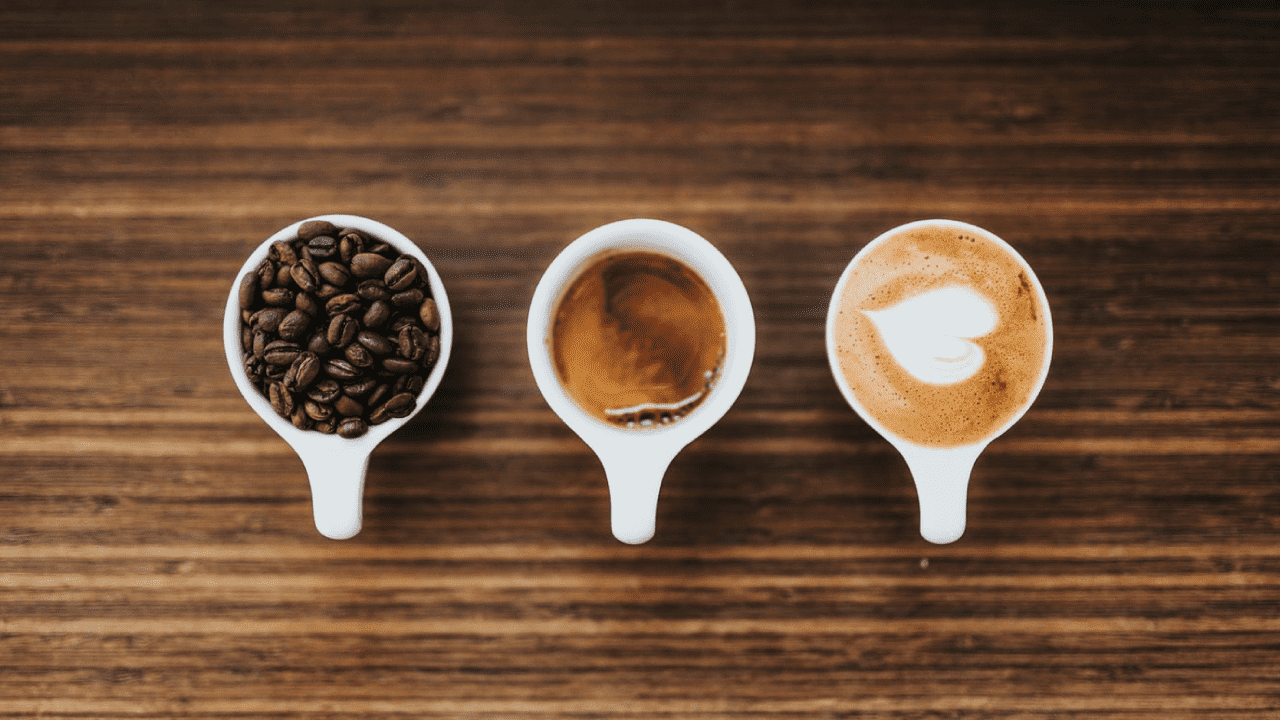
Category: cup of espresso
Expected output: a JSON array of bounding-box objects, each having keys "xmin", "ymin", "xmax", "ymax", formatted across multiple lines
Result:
[
  {"xmin": 825, "ymin": 219, "xmax": 1053, "ymax": 543},
  {"xmin": 527, "ymin": 219, "xmax": 755, "ymax": 544}
]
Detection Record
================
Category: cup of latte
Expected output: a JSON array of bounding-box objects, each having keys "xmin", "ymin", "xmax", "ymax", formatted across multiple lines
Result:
[
  {"xmin": 527, "ymin": 219, "xmax": 756, "ymax": 544},
  {"xmin": 826, "ymin": 219, "xmax": 1053, "ymax": 543}
]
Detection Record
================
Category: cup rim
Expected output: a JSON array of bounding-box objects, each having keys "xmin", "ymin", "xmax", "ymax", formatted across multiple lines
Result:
[
  {"xmin": 223, "ymin": 214, "xmax": 453, "ymax": 456},
  {"xmin": 526, "ymin": 218, "xmax": 755, "ymax": 452},
  {"xmin": 824, "ymin": 218, "xmax": 1054, "ymax": 450}
]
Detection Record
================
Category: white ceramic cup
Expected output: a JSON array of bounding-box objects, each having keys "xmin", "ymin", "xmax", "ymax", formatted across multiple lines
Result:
[
  {"xmin": 825, "ymin": 219, "xmax": 1053, "ymax": 544},
  {"xmin": 527, "ymin": 219, "xmax": 756, "ymax": 544},
  {"xmin": 223, "ymin": 214, "xmax": 453, "ymax": 540}
]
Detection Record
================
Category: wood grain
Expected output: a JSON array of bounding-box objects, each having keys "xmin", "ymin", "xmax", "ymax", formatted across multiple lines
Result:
[{"xmin": 2, "ymin": 1, "xmax": 1279, "ymax": 718}]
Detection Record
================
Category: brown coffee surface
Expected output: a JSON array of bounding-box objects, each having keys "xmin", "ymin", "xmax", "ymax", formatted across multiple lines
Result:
[
  {"xmin": 551, "ymin": 251, "xmax": 725, "ymax": 428},
  {"xmin": 831, "ymin": 222, "xmax": 1049, "ymax": 447}
]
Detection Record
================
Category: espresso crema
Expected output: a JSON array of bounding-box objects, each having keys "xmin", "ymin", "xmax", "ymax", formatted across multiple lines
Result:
[
  {"xmin": 551, "ymin": 250, "xmax": 726, "ymax": 428},
  {"xmin": 831, "ymin": 222, "xmax": 1049, "ymax": 447}
]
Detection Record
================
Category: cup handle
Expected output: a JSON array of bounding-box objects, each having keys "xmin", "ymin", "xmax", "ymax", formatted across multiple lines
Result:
[
  {"xmin": 899, "ymin": 444, "xmax": 985, "ymax": 544},
  {"xmin": 298, "ymin": 447, "xmax": 371, "ymax": 540},
  {"xmin": 599, "ymin": 449, "xmax": 676, "ymax": 545}
]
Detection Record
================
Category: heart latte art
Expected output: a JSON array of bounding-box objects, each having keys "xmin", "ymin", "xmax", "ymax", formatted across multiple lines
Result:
[
  {"xmin": 831, "ymin": 222, "xmax": 1050, "ymax": 448},
  {"xmin": 862, "ymin": 285, "xmax": 998, "ymax": 386}
]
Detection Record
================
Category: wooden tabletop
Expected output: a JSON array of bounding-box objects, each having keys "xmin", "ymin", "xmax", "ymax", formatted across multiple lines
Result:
[{"xmin": 3, "ymin": 2, "xmax": 1278, "ymax": 717}]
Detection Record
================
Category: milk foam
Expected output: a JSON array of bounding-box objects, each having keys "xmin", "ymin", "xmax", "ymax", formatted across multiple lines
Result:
[
  {"xmin": 830, "ymin": 221, "xmax": 1050, "ymax": 448},
  {"xmin": 862, "ymin": 286, "xmax": 997, "ymax": 386}
]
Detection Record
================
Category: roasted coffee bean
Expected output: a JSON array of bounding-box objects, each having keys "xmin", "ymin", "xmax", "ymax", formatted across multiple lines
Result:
[
  {"xmin": 343, "ymin": 378, "xmax": 376, "ymax": 399},
  {"xmin": 324, "ymin": 358, "xmax": 362, "ymax": 380},
  {"xmin": 308, "ymin": 379, "xmax": 341, "ymax": 404},
  {"xmin": 384, "ymin": 257, "xmax": 417, "ymax": 293},
  {"xmin": 304, "ymin": 400, "xmax": 334, "ymax": 422},
  {"xmin": 357, "ymin": 330, "xmax": 395, "ymax": 355},
  {"xmin": 334, "ymin": 395, "xmax": 364, "ymax": 417},
  {"xmin": 282, "ymin": 357, "xmax": 299, "ymax": 389},
  {"xmin": 366, "ymin": 241, "xmax": 394, "ymax": 257},
  {"xmin": 288, "ymin": 351, "xmax": 320, "ymax": 390},
  {"xmin": 383, "ymin": 357, "xmax": 418, "ymax": 375},
  {"xmin": 262, "ymin": 287, "xmax": 295, "ymax": 307},
  {"xmin": 338, "ymin": 230, "xmax": 365, "ymax": 262},
  {"xmin": 307, "ymin": 235, "xmax": 338, "ymax": 259},
  {"xmin": 292, "ymin": 405, "xmax": 313, "ymax": 431},
  {"xmin": 344, "ymin": 342, "xmax": 375, "ymax": 368},
  {"xmin": 239, "ymin": 271, "xmax": 260, "ymax": 310},
  {"xmin": 242, "ymin": 309, "xmax": 254, "ymax": 325},
  {"xmin": 276, "ymin": 263, "xmax": 294, "ymax": 290},
  {"xmin": 251, "ymin": 307, "xmax": 288, "ymax": 333},
  {"xmin": 406, "ymin": 375, "xmax": 425, "ymax": 396},
  {"xmin": 307, "ymin": 331, "xmax": 331, "ymax": 355},
  {"xmin": 397, "ymin": 325, "xmax": 428, "ymax": 361},
  {"xmin": 297, "ymin": 219, "xmax": 338, "ymax": 240},
  {"xmin": 268, "ymin": 381, "xmax": 294, "ymax": 418},
  {"xmin": 241, "ymin": 325, "xmax": 254, "ymax": 353},
  {"xmin": 315, "ymin": 419, "xmax": 337, "ymax": 435},
  {"xmin": 277, "ymin": 309, "xmax": 312, "ymax": 342},
  {"xmin": 367, "ymin": 383, "xmax": 391, "ymax": 409},
  {"xmin": 351, "ymin": 253, "xmax": 393, "ymax": 279},
  {"xmin": 391, "ymin": 288, "xmax": 423, "ymax": 308},
  {"xmin": 356, "ymin": 279, "xmax": 390, "ymax": 301},
  {"xmin": 327, "ymin": 314, "xmax": 358, "ymax": 347},
  {"xmin": 243, "ymin": 356, "xmax": 262, "ymax": 383},
  {"xmin": 318, "ymin": 261, "xmax": 350, "ymax": 286},
  {"xmin": 316, "ymin": 283, "xmax": 342, "ymax": 299},
  {"xmin": 337, "ymin": 417, "xmax": 368, "ymax": 438},
  {"xmin": 295, "ymin": 292, "xmax": 320, "ymax": 317},
  {"xmin": 326, "ymin": 293, "xmax": 362, "ymax": 316},
  {"xmin": 410, "ymin": 257, "xmax": 430, "ymax": 289},
  {"xmin": 290, "ymin": 257, "xmax": 320, "ymax": 292},
  {"xmin": 363, "ymin": 300, "xmax": 391, "ymax": 330},
  {"xmin": 389, "ymin": 316, "xmax": 418, "ymax": 334},
  {"xmin": 255, "ymin": 259, "xmax": 276, "ymax": 289},
  {"xmin": 264, "ymin": 340, "xmax": 302, "ymax": 366},
  {"xmin": 383, "ymin": 392, "xmax": 416, "ymax": 418},
  {"xmin": 265, "ymin": 363, "xmax": 288, "ymax": 381},
  {"xmin": 419, "ymin": 298, "xmax": 440, "ymax": 333},
  {"xmin": 270, "ymin": 240, "xmax": 298, "ymax": 265},
  {"xmin": 395, "ymin": 373, "xmax": 427, "ymax": 396},
  {"xmin": 368, "ymin": 406, "xmax": 391, "ymax": 426},
  {"xmin": 425, "ymin": 334, "xmax": 440, "ymax": 367}
]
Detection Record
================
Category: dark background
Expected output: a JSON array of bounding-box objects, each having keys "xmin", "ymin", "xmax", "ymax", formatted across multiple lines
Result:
[{"xmin": 2, "ymin": 1, "xmax": 1278, "ymax": 717}]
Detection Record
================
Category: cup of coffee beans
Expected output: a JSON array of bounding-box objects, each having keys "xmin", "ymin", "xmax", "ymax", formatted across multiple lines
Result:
[{"xmin": 223, "ymin": 215, "xmax": 452, "ymax": 539}]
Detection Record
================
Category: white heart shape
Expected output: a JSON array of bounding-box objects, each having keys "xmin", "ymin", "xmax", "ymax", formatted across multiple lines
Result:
[{"xmin": 862, "ymin": 286, "xmax": 998, "ymax": 385}]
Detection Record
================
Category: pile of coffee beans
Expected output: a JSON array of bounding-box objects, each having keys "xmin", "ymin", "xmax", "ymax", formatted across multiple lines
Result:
[{"xmin": 238, "ymin": 220, "xmax": 441, "ymax": 439}]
